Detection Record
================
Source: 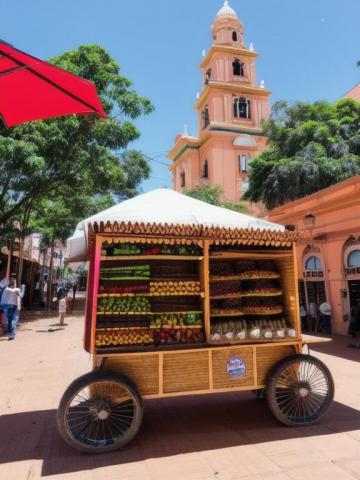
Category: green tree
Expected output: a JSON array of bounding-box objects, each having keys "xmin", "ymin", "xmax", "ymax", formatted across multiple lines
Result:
[
  {"xmin": 244, "ymin": 99, "xmax": 360, "ymax": 209},
  {"xmin": 0, "ymin": 44, "xmax": 153, "ymax": 231},
  {"xmin": 184, "ymin": 185, "xmax": 248, "ymax": 213}
]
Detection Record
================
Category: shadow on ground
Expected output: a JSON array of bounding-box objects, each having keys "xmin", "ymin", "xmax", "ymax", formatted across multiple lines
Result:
[
  {"xmin": 0, "ymin": 394, "xmax": 359, "ymax": 477},
  {"xmin": 308, "ymin": 334, "xmax": 360, "ymax": 362}
]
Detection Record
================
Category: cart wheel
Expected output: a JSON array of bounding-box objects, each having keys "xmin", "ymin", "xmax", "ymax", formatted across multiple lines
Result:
[
  {"xmin": 266, "ymin": 354, "xmax": 334, "ymax": 426},
  {"xmin": 252, "ymin": 389, "xmax": 266, "ymax": 400},
  {"xmin": 57, "ymin": 371, "xmax": 143, "ymax": 453}
]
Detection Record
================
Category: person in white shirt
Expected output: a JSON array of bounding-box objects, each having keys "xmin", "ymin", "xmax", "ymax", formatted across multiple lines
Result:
[
  {"xmin": 319, "ymin": 301, "xmax": 332, "ymax": 334},
  {"xmin": 2, "ymin": 277, "xmax": 25, "ymax": 341},
  {"xmin": 58, "ymin": 296, "xmax": 67, "ymax": 326}
]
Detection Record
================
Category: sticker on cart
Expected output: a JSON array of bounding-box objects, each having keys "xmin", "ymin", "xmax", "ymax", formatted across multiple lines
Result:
[{"xmin": 226, "ymin": 356, "xmax": 246, "ymax": 378}]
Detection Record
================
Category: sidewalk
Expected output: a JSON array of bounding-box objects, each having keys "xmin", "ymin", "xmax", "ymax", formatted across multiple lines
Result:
[{"xmin": 0, "ymin": 310, "xmax": 359, "ymax": 480}]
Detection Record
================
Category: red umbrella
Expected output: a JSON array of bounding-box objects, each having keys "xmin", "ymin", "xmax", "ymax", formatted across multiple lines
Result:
[{"xmin": 0, "ymin": 40, "xmax": 107, "ymax": 127}]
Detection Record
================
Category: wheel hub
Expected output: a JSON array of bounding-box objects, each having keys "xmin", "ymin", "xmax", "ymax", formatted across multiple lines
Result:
[
  {"xmin": 97, "ymin": 409, "xmax": 110, "ymax": 420},
  {"xmin": 296, "ymin": 382, "xmax": 310, "ymax": 398},
  {"xmin": 89, "ymin": 400, "xmax": 111, "ymax": 420}
]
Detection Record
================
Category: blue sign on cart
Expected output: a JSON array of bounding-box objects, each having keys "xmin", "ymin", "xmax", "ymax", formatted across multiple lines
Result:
[{"xmin": 226, "ymin": 357, "xmax": 246, "ymax": 378}]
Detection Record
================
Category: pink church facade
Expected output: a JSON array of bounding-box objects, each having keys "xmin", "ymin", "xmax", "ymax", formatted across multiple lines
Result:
[{"xmin": 168, "ymin": 1, "xmax": 271, "ymax": 204}]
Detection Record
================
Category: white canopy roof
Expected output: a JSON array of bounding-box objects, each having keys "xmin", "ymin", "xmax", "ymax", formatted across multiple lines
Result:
[{"xmin": 66, "ymin": 189, "xmax": 284, "ymax": 261}]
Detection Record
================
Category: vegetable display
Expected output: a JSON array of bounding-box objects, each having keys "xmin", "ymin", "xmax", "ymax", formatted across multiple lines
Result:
[
  {"xmin": 101, "ymin": 242, "xmax": 202, "ymax": 257},
  {"xmin": 96, "ymin": 246, "xmax": 204, "ymax": 349},
  {"xmin": 97, "ymin": 296, "xmax": 151, "ymax": 313}
]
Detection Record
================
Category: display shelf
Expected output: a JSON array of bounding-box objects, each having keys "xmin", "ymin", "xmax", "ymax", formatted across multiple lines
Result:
[
  {"xmin": 210, "ymin": 252, "xmax": 292, "ymax": 260},
  {"xmin": 210, "ymin": 291, "xmax": 282, "ymax": 300},
  {"xmin": 211, "ymin": 311, "xmax": 244, "ymax": 318},
  {"xmin": 95, "ymin": 342, "xmax": 209, "ymax": 354},
  {"xmin": 100, "ymin": 277, "xmax": 151, "ymax": 281},
  {"xmin": 210, "ymin": 273, "xmax": 280, "ymax": 282},
  {"xmin": 101, "ymin": 255, "xmax": 203, "ymax": 261},
  {"xmin": 98, "ymin": 292, "xmax": 204, "ymax": 298},
  {"xmin": 97, "ymin": 310, "xmax": 203, "ymax": 316},
  {"xmin": 208, "ymin": 336, "xmax": 299, "ymax": 345},
  {"xmin": 96, "ymin": 325, "xmax": 202, "ymax": 332},
  {"xmin": 210, "ymin": 308, "xmax": 283, "ymax": 317}
]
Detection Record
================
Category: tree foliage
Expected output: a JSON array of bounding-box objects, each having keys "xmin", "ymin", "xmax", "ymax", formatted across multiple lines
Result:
[
  {"xmin": 244, "ymin": 99, "xmax": 360, "ymax": 209},
  {"xmin": 0, "ymin": 44, "xmax": 153, "ymax": 236},
  {"xmin": 184, "ymin": 185, "xmax": 248, "ymax": 213}
]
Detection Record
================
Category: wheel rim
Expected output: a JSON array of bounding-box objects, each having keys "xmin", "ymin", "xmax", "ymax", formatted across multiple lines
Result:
[
  {"xmin": 274, "ymin": 359, "xmax": 331, "ymax": 423},
  {"xmin": 65, "ymin": 380, "xmax": 138, "ymax": 448}
]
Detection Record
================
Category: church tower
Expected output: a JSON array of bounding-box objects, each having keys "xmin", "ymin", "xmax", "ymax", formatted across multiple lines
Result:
[{"xmin": 168, "ymin": 1, "xmax": 271, "ymax": 204}]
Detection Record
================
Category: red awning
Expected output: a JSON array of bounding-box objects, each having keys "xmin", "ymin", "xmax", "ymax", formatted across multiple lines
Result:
[{"xmin": 0, "ymin": 40, "xmax": 107, "ymax": 127}]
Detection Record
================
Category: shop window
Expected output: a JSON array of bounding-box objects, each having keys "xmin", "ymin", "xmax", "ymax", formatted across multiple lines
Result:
[
  {"xmin": 239, "ymin": 154, "xmax": 251, "ymax": 173},
  {"xmin": 201, "ymin": 107, "xmax": 210, "ymax": 129},
  {"xmin": 305, "ymin": 256, "xmax": 322, "ymax": 271},
  {"xmin": 180, "ymin": 171, "xmax": 186, "ymax": 188},
  {"xmin": 202, "ymin": 160, "xmax": 208, "ymax": 178},
  {"xmin": 205, "ymin": 69, "xmax": 211, "ymax": 84},
  {"xmin": 232, "ymin": 59, "xmax": 244, "ymax": 76},
  {"xmin": 348, "ymin": 250, "xmax": 360, "ymax": 267},
  {"xmin": 234, "ymin": 97, "xmax": 251, "ymax": 119},
  {"xmin": 232, "ymin": 31, "xmax": 238, "ymax": 42},
  {"xmin": 242, "ymin": 179, "xmax": 249, "ymax": 192}
]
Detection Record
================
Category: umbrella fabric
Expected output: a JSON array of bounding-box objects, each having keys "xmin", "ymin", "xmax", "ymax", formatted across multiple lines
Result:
[{"xmin": 0, "ymin": 40, "xmax": 107, "ymax": 127}]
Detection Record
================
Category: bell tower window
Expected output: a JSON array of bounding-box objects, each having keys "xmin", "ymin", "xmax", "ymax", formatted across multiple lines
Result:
[
  {"xmin": 201, "ymin": 107, "xmax": 210, "ymax": 129},
  {"xmin": 205, "ymin": 69, "xmax": 212, "ymax": 84},
  {"xmin": 180, "ymin": 171, "xmax": 186, "ymax": 188},
  {"xmin": 233, "ymin": 59, "xmax": 244, "ymax": 76},
  {"xmin": 232, "ymin": 31, "xmax": 238, "ymax": 42},
  {"xmin": 202, "ymin": 160, "xmax": 209, "ymax": 178},
  {"xmin": 234, "ymin": 97, "xmax": 251, "ymax": 119}
]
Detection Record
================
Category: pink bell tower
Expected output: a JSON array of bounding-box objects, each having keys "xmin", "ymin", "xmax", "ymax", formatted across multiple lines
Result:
[{"xmin": 168, "ymin": 1, "xmax": 271, "ymax": 206}]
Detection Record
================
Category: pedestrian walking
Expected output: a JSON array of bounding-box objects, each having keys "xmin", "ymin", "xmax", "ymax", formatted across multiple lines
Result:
[
  {"xmin": 59, "ymin": 295, "xmax": 67, "ymax": 326},
  {"xmin": 1, "ymin": 277, "xmax": 25, "ymax": 341},
  {"xmin": 319, "ymin": 301, "xmax": 332, "ymax": 334}
]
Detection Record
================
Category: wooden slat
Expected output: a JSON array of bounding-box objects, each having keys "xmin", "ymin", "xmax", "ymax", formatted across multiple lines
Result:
[
  {"xmin": 163, "ymin": 351, "xmax": 209, "ymax": 393},
  {"xmin": 256, "ymin": 345, "xmax": 295, "ymax": 386},
  {"xmin": 102, "ymin": 354, "xmax": 159, "ymax": 395}
]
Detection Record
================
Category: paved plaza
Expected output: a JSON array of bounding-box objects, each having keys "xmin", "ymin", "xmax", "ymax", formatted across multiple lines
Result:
[{"xmin": 0, "ymin": 308, "xmax": 359, "ymax": 480}]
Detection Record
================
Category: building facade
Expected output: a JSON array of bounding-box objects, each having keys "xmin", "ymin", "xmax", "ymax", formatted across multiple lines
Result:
[
  {"xmin": 268, "ymin": 176, "xmax": 360, "ymax": 335},
  {"xmin": 168, "ymin": 1, "xmax": 270, "ymax": 203}
]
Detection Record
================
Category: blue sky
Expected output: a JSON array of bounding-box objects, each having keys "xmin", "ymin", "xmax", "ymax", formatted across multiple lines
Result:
[{"xmin": 2, "ymin": 0, "xmax": 360, "ymax": 191}]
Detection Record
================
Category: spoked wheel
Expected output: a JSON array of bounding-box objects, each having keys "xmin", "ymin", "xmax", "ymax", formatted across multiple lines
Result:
[
  {"xmin": 57, "ymin": 371, "xmax": 143, "ymax": 453},
  {"xmin": 266, "ymin": 354, "xmax": 334, "ymax": 426}
]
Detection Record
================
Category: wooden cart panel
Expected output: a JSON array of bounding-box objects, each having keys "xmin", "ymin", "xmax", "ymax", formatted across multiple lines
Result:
[{"xmin": 99, "ymin": 341, "xmax": 299, "ymax": 398}]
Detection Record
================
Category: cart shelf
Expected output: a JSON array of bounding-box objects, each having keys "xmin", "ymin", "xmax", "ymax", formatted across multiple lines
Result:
[
  {"xmin": 211, "ymin": 308, "xmax": 283, "ymax": 317},
  {"xmin": 210, "ymin": 291, "xmax": 282, "ymax": 299},
  {"xmin": 210, "ymin": 252, "xmax": 293, "ymax": 260},
  {"xmin": 97, "ymin": 311, "xmax": 203, "ymax": 316},
  {"xmin": 98, "ymin": 292, "xmax": 204, "ymax": 298},
  {"xmin": 96, "ymin": 325, "xmax": 202, "ymax": 332},
  {"xmin": 101, "ymin": 255, "xmax": 203, "ymax": 261},
  {"xmin": 210, "ymin": 273, "xmax": 280, "ymax": 282}
]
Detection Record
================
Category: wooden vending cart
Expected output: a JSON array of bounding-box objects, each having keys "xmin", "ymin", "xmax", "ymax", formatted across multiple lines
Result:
[{"xmin": 58, "ymin": 191, "xmax": 334, "ymax": 453}]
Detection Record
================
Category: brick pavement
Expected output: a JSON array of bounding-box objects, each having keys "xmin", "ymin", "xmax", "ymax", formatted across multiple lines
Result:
[{"xmin": 0, "ymin": 308, "xmax": 359, "ymax": 480}]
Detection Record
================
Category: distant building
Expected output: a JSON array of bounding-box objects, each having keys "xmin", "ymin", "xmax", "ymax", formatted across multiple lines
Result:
[
  {"xmin": 168, "ymin": 1, "xmax": 270, "ymax": 204},
  {"xmin": 268, "ymin": 176, "xmax": 360, "ymax": 335}
]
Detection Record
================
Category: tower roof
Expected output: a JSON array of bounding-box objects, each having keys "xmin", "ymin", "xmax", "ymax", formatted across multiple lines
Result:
[{"xmin": 216, "ymin": 0, "xmax": 238, "ymax": 19}]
